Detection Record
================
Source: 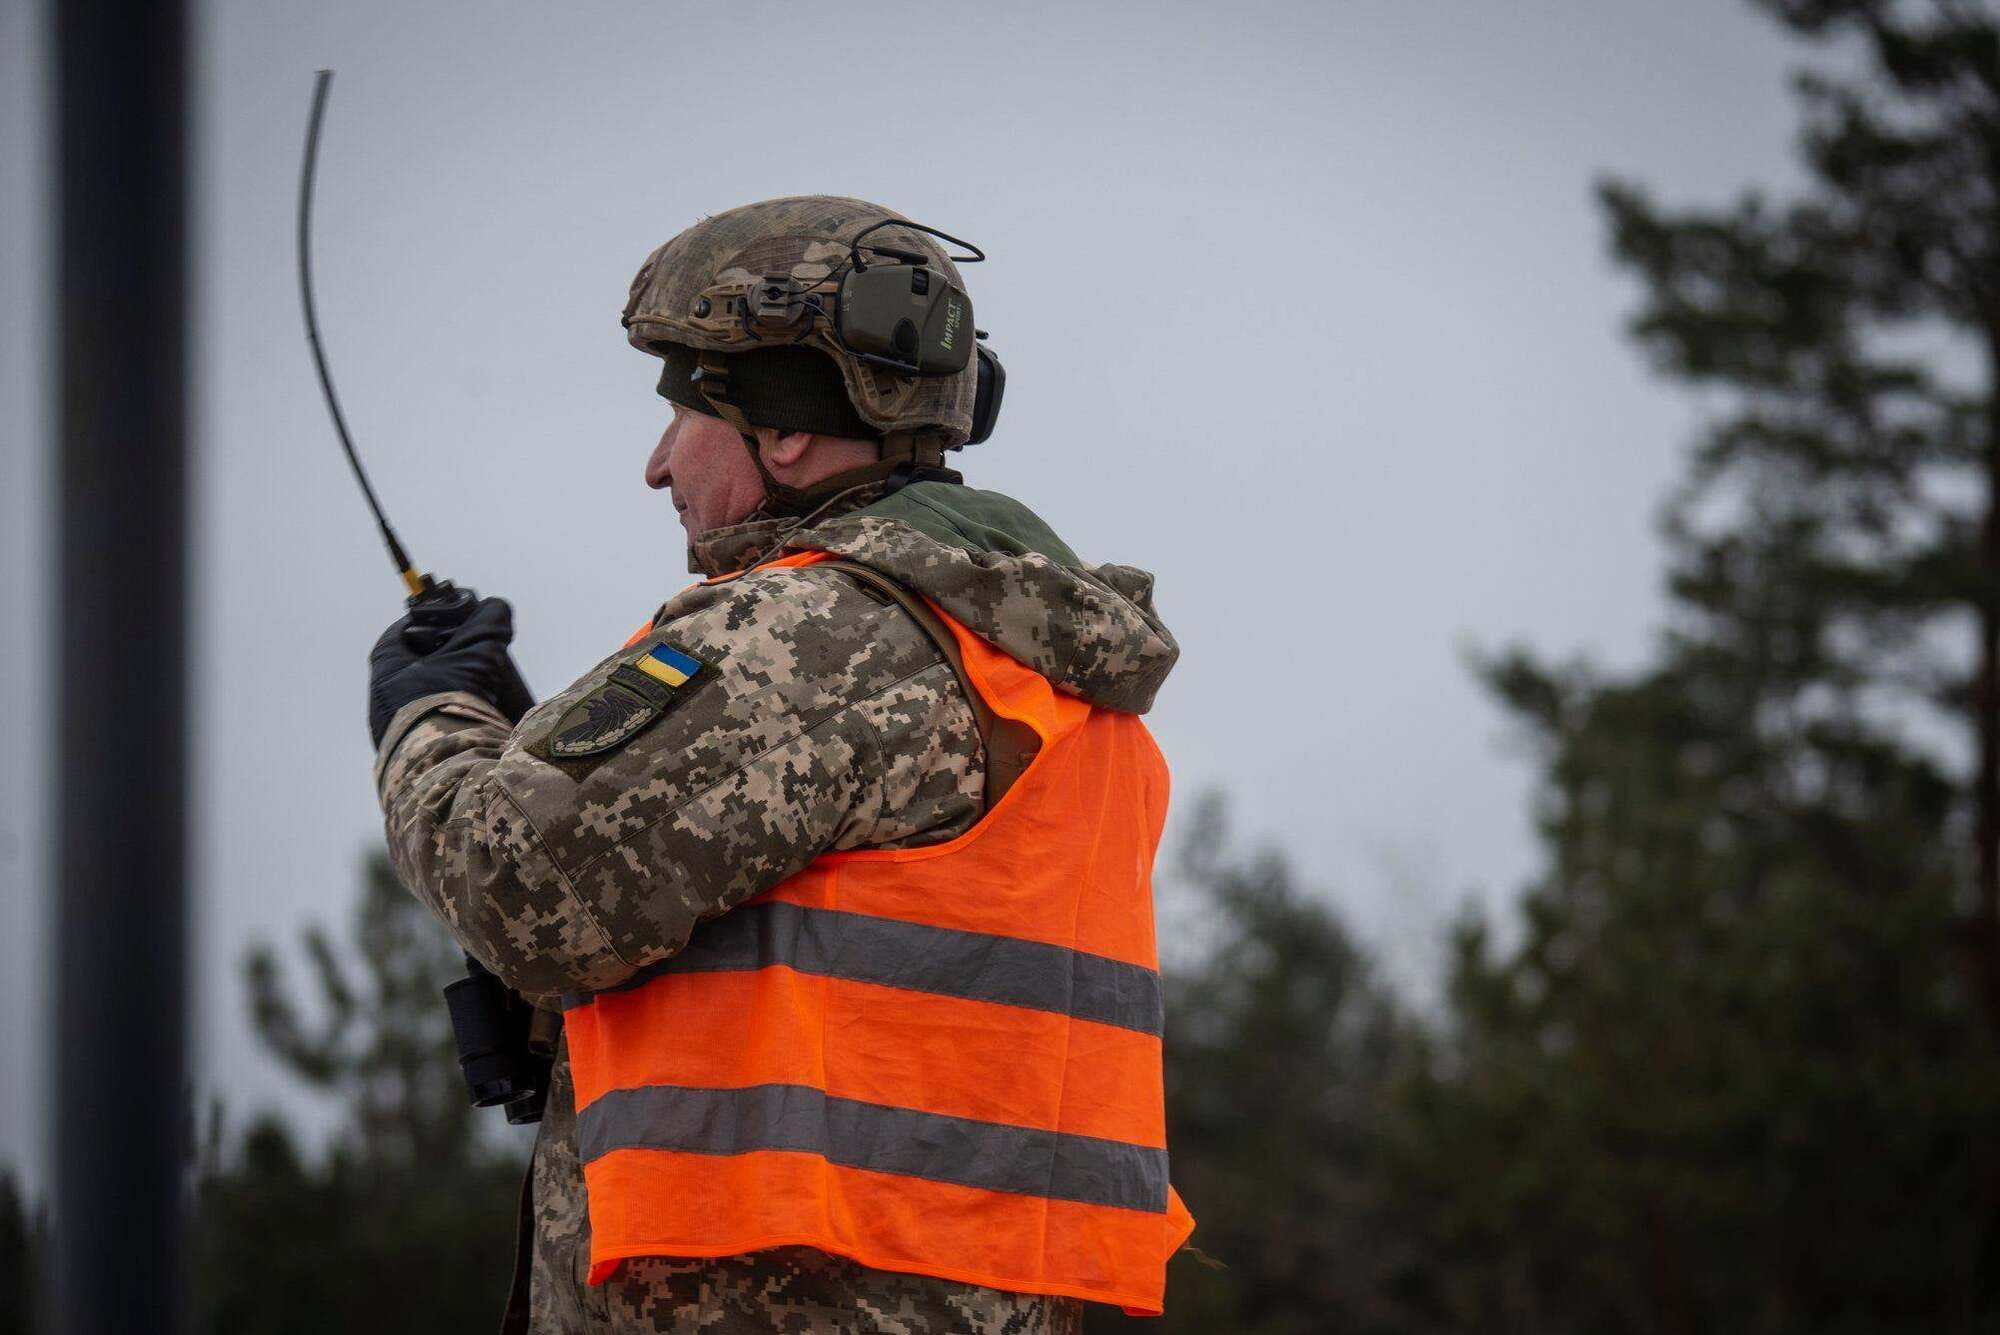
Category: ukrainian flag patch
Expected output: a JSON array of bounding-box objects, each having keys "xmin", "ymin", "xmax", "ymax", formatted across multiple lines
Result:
[
  {"xmin": 545, "ymin": 641, "xmax": 710, "ymax": 760},
  {"xmin": 634, "ymin": 642, "xmax": 703, "ymax": 688}
]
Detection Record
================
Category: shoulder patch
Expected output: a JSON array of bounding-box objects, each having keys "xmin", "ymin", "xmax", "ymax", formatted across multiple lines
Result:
[{"xmin": 549, "ymin": 643, "xmax": 709, "ymax": 758}]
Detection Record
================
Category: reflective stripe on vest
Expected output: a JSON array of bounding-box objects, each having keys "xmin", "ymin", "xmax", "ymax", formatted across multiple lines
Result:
[{"xmin": 570, "ymin": 549, "xmax": 1193, "ymax": 1314}]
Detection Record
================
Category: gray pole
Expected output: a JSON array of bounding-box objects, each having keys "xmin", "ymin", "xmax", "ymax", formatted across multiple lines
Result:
[{"xmin": 52, "ymin": 0, "xmax": 190, "ymax": 1332}]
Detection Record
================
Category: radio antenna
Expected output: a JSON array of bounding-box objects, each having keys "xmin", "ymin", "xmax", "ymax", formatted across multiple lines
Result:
[{"xmin": 297, "ymin": 68, "xmax": 424, "ymax": 596}]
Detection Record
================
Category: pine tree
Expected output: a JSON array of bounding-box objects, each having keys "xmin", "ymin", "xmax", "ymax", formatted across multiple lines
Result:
[
  {"xmin": 190, "ymin": 854, "xmax": 528, "ymax": 1334},
  {"xmin": 1091, "ymin": 795, "xmax": 1421, "ymax": 1335},
  {"xmin": 1395, "ymin": 4, "xmax": 2000, "ymax": 1330},
  {"xmin": 1605, "ymin": 0, "xmax": 2000, "ymax": 1017}
]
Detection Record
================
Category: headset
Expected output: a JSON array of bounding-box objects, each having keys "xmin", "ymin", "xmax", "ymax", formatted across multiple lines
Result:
[{"xmin": 738, "ymin": 219, "xmax": 1007, "ymax": 446}]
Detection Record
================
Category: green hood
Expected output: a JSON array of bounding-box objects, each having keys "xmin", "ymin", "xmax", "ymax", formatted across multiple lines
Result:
[{"xmin": 849, "ymin": 482, "xmax": 1084, "ymax": 569}]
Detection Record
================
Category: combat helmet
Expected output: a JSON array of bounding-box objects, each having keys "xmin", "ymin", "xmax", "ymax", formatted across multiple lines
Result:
[{"xmin": 623, "ymin": 195, "xmax": 1001, "ymax": 516}]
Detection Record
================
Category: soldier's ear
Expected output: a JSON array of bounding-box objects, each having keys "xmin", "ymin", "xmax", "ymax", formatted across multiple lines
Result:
[{"xmin": 759, "ymin": 429, "xmax": 816, "ymax": 469}]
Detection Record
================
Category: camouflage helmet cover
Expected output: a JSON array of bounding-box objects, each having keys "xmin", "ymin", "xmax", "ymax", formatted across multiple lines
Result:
[{"xmin": 623, "ymin": 195, "xmax": 978, "ymax": 447}]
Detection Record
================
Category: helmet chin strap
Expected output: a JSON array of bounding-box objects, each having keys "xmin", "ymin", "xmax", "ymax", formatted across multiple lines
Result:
[{"xmin": 694, "ymin": 351, "xmax": 960, "ymax": 519}]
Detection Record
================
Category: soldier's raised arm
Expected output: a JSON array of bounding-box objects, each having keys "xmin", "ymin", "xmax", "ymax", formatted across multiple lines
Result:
[{"xmin": 369, "ymin": 561, "xmax": 981, "ymax": 1003}]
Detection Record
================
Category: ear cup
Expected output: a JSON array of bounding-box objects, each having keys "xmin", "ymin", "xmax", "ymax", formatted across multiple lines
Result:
[{"xmin": 968, "ymin": 343, "xmax": 1005, "ymax": 445}]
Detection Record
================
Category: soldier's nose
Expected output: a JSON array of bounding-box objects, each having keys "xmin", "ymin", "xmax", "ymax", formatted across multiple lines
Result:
[
  {"xmin": 646, "ymin": 440, "xmax": 674, "ymax": 490},
  {"xmin": 646, "ymin": 416, "xmax": 681, "ymax": 490}
]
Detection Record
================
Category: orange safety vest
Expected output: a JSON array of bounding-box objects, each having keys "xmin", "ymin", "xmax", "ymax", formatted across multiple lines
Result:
[{"xmin": 565, "ymin": 550, "xmax": 1194, "ymax": 1314}]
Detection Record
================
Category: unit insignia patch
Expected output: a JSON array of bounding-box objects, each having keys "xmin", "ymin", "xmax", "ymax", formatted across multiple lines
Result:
[{"xmin": 548, "ymin": 642, "xmax": 709, "ymax": 759}]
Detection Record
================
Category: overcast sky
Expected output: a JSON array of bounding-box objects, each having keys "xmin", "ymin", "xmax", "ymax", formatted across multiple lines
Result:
[{"xmin": 0, "ymin": 0, "xmax": 1824, "ymax": 1188}]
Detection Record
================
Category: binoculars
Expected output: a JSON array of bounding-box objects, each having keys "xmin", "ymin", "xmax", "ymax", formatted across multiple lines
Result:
[{"xmin": 443, "ymin": 954, "xmax": 558, "ymax": 1125}]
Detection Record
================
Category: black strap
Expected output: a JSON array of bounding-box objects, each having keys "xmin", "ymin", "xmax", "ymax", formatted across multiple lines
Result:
[
  {"xmin": 693, "ymin": 351, "xmax": 816, "ymax": 515},
  {"xmin": 693, "ymin": 349, "xmax": 962, "ymax": 518},
  {"xmin": 497, "ymin": 1152, "xmax": 536, "ymax": 1335}
]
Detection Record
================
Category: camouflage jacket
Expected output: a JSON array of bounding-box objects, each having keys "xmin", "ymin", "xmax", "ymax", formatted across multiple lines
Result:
[{"xmin": 373, "ymin": 481, "xmax": 1178, "ymax": 1334}]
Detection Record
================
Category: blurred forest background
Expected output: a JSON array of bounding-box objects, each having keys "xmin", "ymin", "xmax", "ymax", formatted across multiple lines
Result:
[{"xmin": 9, "ymin": 1, "xmax": 2000, "ymax": 1330}]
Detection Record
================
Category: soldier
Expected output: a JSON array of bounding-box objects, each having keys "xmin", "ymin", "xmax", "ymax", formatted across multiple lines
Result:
[{"xmin": 366, "ymin": 196, "xmax": 1193, "ymax": 1334}]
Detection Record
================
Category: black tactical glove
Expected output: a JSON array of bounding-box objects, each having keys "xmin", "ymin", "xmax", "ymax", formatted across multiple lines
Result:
[{"xmin": 368, "ymin": 596, "xmax": 518, "ymax": 748}]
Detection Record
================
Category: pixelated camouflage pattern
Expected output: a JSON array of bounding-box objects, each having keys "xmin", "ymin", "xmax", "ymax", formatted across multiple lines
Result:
[
  {"xmin": 789, "ymin": 512, "xmax": 1178, "ymax": 716},
  {"xmin": 682, "ymin": 479, "xmax": 899, "ymax": 578},
  {"xmin": 375, "ymin": 565, "xmax": 984, "ymax": 1003},
  {"xmin": 594, "ymin": 1253, "xmax": 1082, "ymax": 1335},
  {"xmin": 528, "ymin": 1035, "xmax": 1082, "ymax": 1334},
  {"xmin": 528, "ymin": 1046, "xmax": 593, "ymax": 1333},
  {"xmin": 374, "ymin": 483, "xmax": 1176, "ymax": 1332},
  {"xmin": 375, "ymin": 693, "xmax": 624, "ymax": 1003},
  {"xmin": 382, "ymin": 480, "xmax": 1172, "ymax": 1000},
  {"xmin": 685, "ymin": 489, "xmax": 1178, "ymax": 715},
  {"xmin": 687, "ymin": 511, "xmax": 803, "ymax": 579},
  {"xmin": 623, "ymin": 196, "xmax": 980, "ymax": 445}
]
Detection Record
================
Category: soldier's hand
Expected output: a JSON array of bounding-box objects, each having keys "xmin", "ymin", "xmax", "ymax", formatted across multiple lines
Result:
[{"xmin": 368, "ymin": 596, "xmax": 517, "ymax": 747}]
